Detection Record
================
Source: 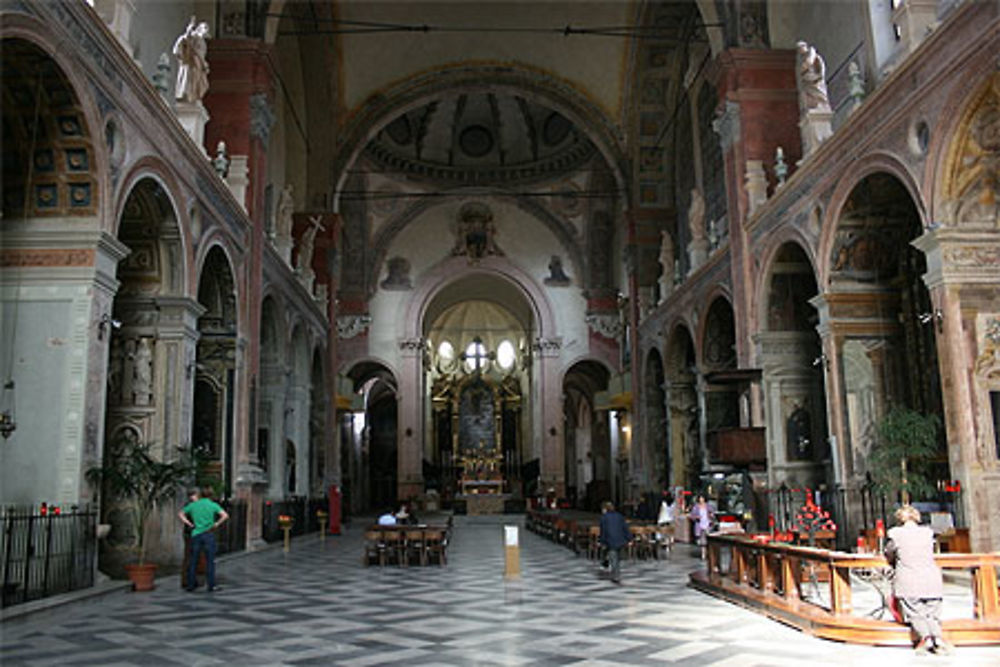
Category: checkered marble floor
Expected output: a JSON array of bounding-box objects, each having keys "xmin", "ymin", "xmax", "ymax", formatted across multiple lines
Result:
[{"xmin": 1, "ymin": 515, "xmax": 997, "ymax": 666}]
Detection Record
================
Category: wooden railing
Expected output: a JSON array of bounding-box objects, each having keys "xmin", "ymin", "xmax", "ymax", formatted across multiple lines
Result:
[{"xmin": 690, "ymin": 534, "xmax": 1000, "ymax": 646}]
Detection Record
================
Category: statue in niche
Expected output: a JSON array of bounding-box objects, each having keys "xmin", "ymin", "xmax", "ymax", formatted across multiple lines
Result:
[
  {"xmin": 452, "ymin": 202, "xmax": 501, "ymax": 261},
  {"xmin": 544, "ymin": 255, "xmax": 570, "ymax": 286},
  {"xmin": 132, "ymin": 337, "xmax": 153, "ymax": 407},
  {"xmin": 688, "ymin": 188, "xmax": 706, "ymax": 242},
  {"xmin": 380, "ymin": 256, "xmax": 412, "ymax": 290},
  {"xmin": 786, "ymin": 401, "xmax": 813, "ymax": 461},
  {"xmin": 172, "ymin": 17, "xmax": 211, "ymax": 104},
  {"xmin": 796, "ymin": 41, "xmax": 831, "ymax": 113},
  {"xmin": 296, "ymin": 215, "xmax": 325, "ymax": 275}
]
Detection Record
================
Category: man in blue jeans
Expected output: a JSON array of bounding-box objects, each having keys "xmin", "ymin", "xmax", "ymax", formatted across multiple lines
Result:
[
  {"xmin": 599, "ymin": 500, "xmax": 631, "ymax": 584},
  {"xmin": 179, "ymin": 488, "xmax": 228, "ymax": 592}
]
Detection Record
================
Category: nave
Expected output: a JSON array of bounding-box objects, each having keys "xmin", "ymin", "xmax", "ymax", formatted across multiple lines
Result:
[{"xmin": 1, "ymin": 517, "xmax": 996, "ymax": 666}]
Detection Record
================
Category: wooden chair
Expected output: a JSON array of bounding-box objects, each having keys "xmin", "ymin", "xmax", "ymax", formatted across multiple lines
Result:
[
  {"xmin": 424, "ymin": 529, "xmax": 447, "ymax": 565},
  {"xmin": 405, "ymin": 529, "xmax": 426, "ymax": 566},
  {"xmin": 363, "ymin": 530, "xmax": 384, "ymax": 566},
  {"xmin": 381, "ymin": 527, "xmax": 405, "ymax": 565},
  {"xmin": 587, "ymin": 525, "xmax": 602, "ymax": 560}
]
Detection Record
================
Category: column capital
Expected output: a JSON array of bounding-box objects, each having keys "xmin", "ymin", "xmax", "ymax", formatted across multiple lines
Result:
[{"xmin": 913, "ymin": 228, "xmax": 1000, "ymax": 290}]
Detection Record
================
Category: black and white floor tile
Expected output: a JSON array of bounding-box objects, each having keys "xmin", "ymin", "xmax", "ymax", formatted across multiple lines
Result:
[{"xmin": 1, "ymin": 515, "xmax": 996, "ymax": 666}]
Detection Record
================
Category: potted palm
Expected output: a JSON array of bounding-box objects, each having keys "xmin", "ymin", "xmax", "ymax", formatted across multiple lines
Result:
[
  {"xmin": 870, "ymin": 406, "xmax": 941, "ymax": 504},
  {"xmin": 87, "ymin": 434, "xmax": 193, "ymax": 591}
]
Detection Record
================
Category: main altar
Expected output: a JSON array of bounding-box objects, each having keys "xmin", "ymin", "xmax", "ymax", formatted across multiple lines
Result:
[{"xmin": 457, "ymin": 441, "xmax": 508, "ymax": 515}]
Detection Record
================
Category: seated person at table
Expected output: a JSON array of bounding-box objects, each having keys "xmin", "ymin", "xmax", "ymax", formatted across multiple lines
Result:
[
  {"xmin": 396, "ymin": 503, "xmax": 419, "ymax": 525},
  {"xmin": 377, "ymin": 508, "xmax": 397, "ymax": 526}
]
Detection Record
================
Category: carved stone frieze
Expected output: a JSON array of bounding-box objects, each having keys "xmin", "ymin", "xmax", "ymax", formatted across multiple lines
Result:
[
  {"xmin": 585, "ymin": 313, "xmax": 623, "ymax": 339},
  {"xmin": 942, "ymin": 245, "xmax": 1000, "ymax": 267},
  {"xmin": 336, "ymin": 314, "xmax": 372, "ymax": 339}
]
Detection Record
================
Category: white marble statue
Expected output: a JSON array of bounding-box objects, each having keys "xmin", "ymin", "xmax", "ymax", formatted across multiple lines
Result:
[
  {"xmin": 275, "ymin": 184, "xmax": 294, "ymax": 241},
  {"xmin": 658, "ymin": 230, "xmax": 674, "ymax": 303},
  {"xmin": 172, "ymin": 17, "xmax": 211, "ymax": 104},
  {"xmin": 796, "ymin": 41, "xmax": 831, "ymax": 113},
  {"xmin": 132, "ymin": 337, "xmax": 152, "ymax": 407},
  {"xmin": 296, "ymin": 215, "xmax": 325, "ymax": 276},
  {"xmin": 688, "ymin": 188, "xmax": 706, "ymax": 241}
]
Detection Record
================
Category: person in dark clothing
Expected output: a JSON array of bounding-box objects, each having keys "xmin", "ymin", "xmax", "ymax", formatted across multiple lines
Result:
[{"xmin": 599, "ymin": 500, "xmax": 631, "ymax": 584}]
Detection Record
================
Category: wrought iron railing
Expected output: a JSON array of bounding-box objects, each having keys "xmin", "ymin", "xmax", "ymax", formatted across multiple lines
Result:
[{"xmin": 1, "ymin": 505, "xmax": 97, "ymax": 608}]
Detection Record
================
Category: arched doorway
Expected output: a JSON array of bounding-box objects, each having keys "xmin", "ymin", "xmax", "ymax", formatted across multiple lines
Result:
[
  {"xmin": 759, "ymin": 242, "xmax": 828, "ymax": 490},
  {"xmin": 424, "ymin": 290, "xmax": 529, "ymax": 511},
  {"xmin": 309, "ymin": 348, "xmax": 326, "ymax": 496},
  {"xmin": 345, "ymin": 361, "xmax": 398, "ymax": 512},
  {"xmin": 286, "ymin": 326, "xmax": 310, "ymax": 497},
  {"xmin": 258, "ymin": 295, "xmax": 285, "ymax": 495},
  {"xmin": 665, "ymin": 324, "xmax": 698, "ymax": 491},
  {"xmin": 563, "ymin": 360, "xmax": 611, "ymax": 510},
  {"xmin": 193, "ymin": 247, "xmax": 238, "ymax": 499},
  {"xmin": 826, "ymin": 173, "xmax": 944, "ymax": 496},
  {"xmin": 644, "ymin": 348, "xmax": 668, "ymax": 489}
]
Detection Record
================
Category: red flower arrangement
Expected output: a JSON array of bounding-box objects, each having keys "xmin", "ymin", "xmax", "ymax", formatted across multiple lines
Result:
[{"xmin": 791, "ymin": 489, "xmax": 836, "ymax": 545}]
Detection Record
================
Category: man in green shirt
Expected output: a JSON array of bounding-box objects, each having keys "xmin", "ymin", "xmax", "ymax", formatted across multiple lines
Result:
[{"xmin": 178, "ymin": 488, "xmax": 228, "ymax": 592}]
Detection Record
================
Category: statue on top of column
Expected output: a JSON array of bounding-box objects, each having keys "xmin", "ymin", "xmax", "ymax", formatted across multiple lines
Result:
[
  {"xmin": 275, "ymin": 184, "xmax": 294, "ymax": 240},
  {"xmin": 796, "ymin": 41, "xmax": 831, "ymax": 113},
  {"xmin": 658, "ymin": 230, "xmax": 674, "ymax": 303},
  {"xmin": 296, "ymin": 215, "xmax": 325, "ymax": 276},
  {"xmin": 172, "ymin": 17, "xmax": 211, "ymax": 104},
  {"xmin": 688, "ymin": 188, "xmax": 706, "ymax": 242}
]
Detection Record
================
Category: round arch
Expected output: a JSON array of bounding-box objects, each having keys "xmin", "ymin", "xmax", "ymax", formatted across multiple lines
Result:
[
  {"xmin": 0, "ymin": 24, "xmax": 109, "ymax": 227},
  {"xmin": 331, "ymin": 65, "xmax": 630, "ymax": 213},
  {"xmin": 818, "ymin": 153, "xmax": 927, "ymax": 287},
  {"xmin": 755, "ymin": 235, "xmax": 820, "ymax": 333},
  {"xmin": 403, "ymin": 254, "xmax": 558, "ymax": 341}
]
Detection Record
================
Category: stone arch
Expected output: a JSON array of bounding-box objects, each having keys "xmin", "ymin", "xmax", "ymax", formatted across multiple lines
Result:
[
  {"xmin": 643, "ymin": 347, "xmax": 669, "ymax": 488},
  {"xmin": 754, "ymin": 228, "xmax": 819, "ymax": 332},
  {"xmin": 309, "ymin": 345, "xmax": 328, "ymax": 495},
  {"xmin": 818, "ymin": 153, "xmax": 927, "ymax": 287},
  {"xmin": 345, "ymin": 360, "xmax": 400, "ymax": 511},
  {"xmin": 699, "ymin": 294, "xmax": 737, "ymax": 372},
  {"xmin": 257, "ymin": 294, "xmax": 286, "ymax": 481},
  {"xmin": 758, "ymin": 238, "xmax": 820, "ymax": 333},
  {"xmin": 0, "ymin": 31, "xmax": 106, "ymax": 225},
  {"xmin": 331, "ymin": 65, "xmax": 630, "ymax": 213},
  {"xmin": 193, "ymin": 245, "xmax": 239, "ymax": 497},
  {"xmin": 403, "ymin": 254, "xmax": 557, "ymax": 341},
  {"xmin": 664, "ymin": 323, "xmax": 699, "ymax": 490},
  {"xmin": 563, "ymin": 358, "xmax": 613, "ymax": 509},
  {"xmin": 823, "ymin": 171, "xmax": 945, "ymax": 494}
]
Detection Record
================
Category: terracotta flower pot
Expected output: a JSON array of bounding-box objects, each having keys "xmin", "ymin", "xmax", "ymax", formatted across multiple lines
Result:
[{"xmin": 124, "ymin": 563, "xmax": 157, "ymax": 592}]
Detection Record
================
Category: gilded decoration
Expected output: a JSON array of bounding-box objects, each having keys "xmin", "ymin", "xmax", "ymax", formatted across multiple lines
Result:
[{"xmin": 943, "ymin": 73, "xmax": 1000, "ymax": 227}]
